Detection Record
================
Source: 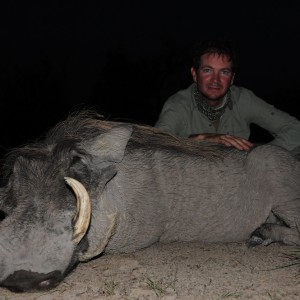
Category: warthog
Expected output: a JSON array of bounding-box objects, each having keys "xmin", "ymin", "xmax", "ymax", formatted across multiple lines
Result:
[{"xmin": 0, "ymin": 111, "xmax": 300, "ymax": 292}]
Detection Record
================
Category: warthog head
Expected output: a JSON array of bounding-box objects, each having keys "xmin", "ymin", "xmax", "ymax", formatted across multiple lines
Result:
[{"xmin": 0, "ymin": 114, "xmax": 132, "ymax": 292}]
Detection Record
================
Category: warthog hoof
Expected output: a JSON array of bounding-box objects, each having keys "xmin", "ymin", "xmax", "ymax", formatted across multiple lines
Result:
[{"xmin": 247, "ymin": 227, "xmax": 274, "ymax": 247}]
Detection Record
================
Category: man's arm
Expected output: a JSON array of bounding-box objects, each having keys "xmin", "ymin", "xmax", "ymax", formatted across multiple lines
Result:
[{"xmin": 240, "ymin": 89, "xmax": 300, "ymax": 154}]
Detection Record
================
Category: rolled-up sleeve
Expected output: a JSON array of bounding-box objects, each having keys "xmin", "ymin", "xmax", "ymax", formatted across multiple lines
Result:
[{"xmin": 240, "ymin": 89, "xmax": 300, "ymax": 154}]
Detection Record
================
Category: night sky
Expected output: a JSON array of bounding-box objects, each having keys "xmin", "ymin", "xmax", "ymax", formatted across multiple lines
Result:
[{"xmin": 1, "ymin": 2, "xmax": 300, "ymax": 158}]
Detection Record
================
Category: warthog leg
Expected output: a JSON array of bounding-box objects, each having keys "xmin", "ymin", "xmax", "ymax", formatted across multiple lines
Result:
[
  {"xmin": 247, "ymin": 199, "xmax": 300, "ymax": 247},
  {"xmin": 247, "ymin": 223, "xmax": 300, "ymax": 247}
]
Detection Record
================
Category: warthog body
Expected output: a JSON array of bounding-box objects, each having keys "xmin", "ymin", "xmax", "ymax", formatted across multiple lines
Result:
[{"xmin": 1, "ymin": 112, "xmax": 300, "ymax": 292}]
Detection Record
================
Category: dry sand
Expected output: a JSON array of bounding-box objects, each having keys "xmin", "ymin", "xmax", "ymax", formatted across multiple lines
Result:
[{"xmin": 1, "ymin": 241, "xmax": 300, "ymax": 299}]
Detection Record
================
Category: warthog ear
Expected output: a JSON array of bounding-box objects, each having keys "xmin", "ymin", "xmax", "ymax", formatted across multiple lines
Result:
[{"xmin": 84, "ymin": 125, "xmax": 133, "ymax": 163}]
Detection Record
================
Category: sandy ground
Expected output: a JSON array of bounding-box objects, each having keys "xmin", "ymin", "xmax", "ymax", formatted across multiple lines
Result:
[{"xmin": 1, "ymin": 241, "xmax": 300, "ymax": 300}]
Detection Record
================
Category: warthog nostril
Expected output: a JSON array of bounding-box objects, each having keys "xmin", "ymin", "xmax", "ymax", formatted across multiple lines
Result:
[{"xmin": 1, "ymin": 270, "xmax": 62, "ymax": 292}]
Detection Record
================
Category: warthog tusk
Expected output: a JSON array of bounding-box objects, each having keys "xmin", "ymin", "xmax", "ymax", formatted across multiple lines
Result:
[
  {"xmin": 64, "ymin": 177, "xmax": 91, "ymax": 244},
  {"xmin": 78, "ymin": 212, "xmax": 117, "ymax": 261}
]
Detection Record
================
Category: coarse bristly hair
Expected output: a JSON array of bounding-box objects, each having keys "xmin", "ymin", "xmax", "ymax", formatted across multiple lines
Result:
[{"xmin": 0, "ymin": 110, "xmax": 233, "ymax": 183}]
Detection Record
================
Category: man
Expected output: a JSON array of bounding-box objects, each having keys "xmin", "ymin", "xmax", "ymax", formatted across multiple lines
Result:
[{"xmin": 155, "ymin": 39, "xmax": 300, "ymax": 154}]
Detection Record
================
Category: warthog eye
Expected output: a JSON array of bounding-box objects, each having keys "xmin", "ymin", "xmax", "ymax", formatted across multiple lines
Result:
[
  {"xmin": 71, "ymin": 155, "xmax": 82, "ymax": 165},
  {"xmin": 0, "ymin": 210, "xmax": 7, "ymax": 221}
]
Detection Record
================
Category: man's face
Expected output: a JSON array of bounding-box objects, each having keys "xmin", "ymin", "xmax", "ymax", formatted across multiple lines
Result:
[{"xmin": 191, "ymin": 53, "xmax": 235, "ymax": 107}]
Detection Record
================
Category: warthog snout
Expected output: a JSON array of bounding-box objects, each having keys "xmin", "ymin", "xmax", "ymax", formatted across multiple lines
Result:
[{"xmin": 1, "ymin": 270, "xmax": 62, "ymax": 292}]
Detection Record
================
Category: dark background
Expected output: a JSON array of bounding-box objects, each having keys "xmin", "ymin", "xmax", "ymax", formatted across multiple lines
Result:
[{"xmin": 1, "ymin": 2, "xmax": 300, "ymax": 159}]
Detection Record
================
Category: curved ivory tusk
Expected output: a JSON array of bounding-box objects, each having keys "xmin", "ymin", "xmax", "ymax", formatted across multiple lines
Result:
[
  {"xmin": 78, "ymin": 212, "xmax": 117, "ymax": 261},
  {"xmin": 64, "ymin": 177, "xmax": 91, "ymax": 244}
]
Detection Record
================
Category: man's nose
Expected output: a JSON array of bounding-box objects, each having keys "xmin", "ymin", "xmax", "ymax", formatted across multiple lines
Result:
[{"xmin": 212, "ymin": 72, "xmax": 220, "ymax": 82}]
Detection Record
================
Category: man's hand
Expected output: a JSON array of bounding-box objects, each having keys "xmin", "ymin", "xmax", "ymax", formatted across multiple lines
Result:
[{"xmin": 189, "ymin": 133, "xmax": 254, "ymax": 151}]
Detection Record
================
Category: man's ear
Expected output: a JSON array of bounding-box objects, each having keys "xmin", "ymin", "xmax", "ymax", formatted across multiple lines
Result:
[
  {"xmin": 190, "ymin": 67, "xmax": 197, "ymax": 82},
  {"xmin": 231, "ymin": 72, "xmax": 235, "ymax": 85}
]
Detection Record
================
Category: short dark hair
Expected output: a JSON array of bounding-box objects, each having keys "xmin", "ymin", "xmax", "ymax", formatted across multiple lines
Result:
[{"xmin": 192, "ymin": 39, "xmax": 237, "ymax": 72}]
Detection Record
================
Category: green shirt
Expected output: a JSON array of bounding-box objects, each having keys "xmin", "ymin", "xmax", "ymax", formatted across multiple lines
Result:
[{"xmin": 155, "ymin": 83, "xmax": 300, "ymax": 154}]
